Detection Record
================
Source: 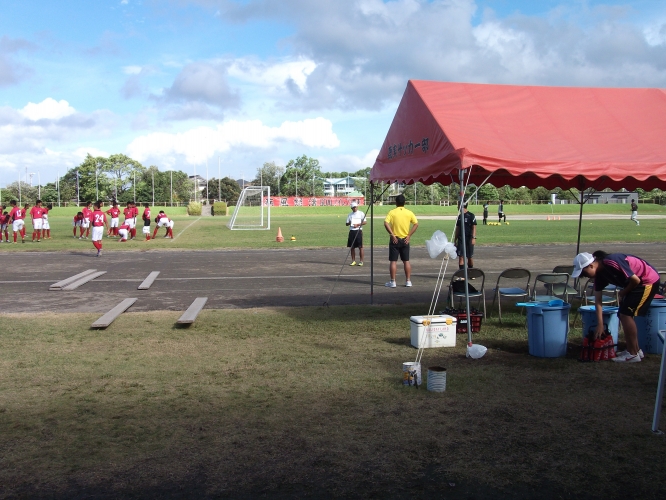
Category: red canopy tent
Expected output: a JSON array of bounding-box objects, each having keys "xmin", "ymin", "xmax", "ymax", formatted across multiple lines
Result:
[
  {"xmin": 371, "ymin": 80, "xmax": 666, "ymax": 190},
  {"xmin": 369, "ymin": 81, "xmax": 666, "ymax": 428}
]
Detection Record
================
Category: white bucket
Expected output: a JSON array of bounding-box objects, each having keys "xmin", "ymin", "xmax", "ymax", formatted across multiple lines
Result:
[
  {"xmin": 402, "ymin": 362, "xmax": 421, "ymax": 387},
  {"xmin": 427, "ymin": 366, "xmax": 447, "ymax": 392}
]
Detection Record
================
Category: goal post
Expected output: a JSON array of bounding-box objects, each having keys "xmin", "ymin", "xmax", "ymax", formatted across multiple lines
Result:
[{"xmin": 227, "ymin": 186, "xmax": 271, "ymax": 230}]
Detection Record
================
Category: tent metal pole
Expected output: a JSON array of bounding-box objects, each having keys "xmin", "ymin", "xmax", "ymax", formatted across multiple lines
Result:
[
  {"xmin": 459, "ymin": 168, "xmax": 473, "ymax": 346},
  {"xmin": 651, "ymin": 331, "xmax": 666, "ymax": 434},
  {"xmin": 576, "ymin": 186, "xmax": 585, "ymax": 255},
  {"xmin": 370, "ymin": 182, "xmax": 374, "ymax": 305}
]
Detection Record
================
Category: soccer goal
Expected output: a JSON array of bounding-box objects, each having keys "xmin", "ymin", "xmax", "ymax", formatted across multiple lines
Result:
[{"xmin": 227, "ymin": 186, "xmax": 271, "ymax": 230}]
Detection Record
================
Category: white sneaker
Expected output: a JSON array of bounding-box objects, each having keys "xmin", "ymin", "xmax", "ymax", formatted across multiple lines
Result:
[
  {"xmin": 385, "ymin": 281, "xmax": 396, "ymax": 288},
  {"xmin": 405, "ymin": 280, "xmax": 412, "ymax": 287},
  {"xmin": 612, "ymin": 352, "xmax": 641, "ymax": 363},
  {"xmin": 616, "ymin": 349, "xmax": 645, "ymax": 360}
]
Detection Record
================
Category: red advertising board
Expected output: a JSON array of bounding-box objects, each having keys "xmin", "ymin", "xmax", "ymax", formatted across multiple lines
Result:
[{"xmin": 264, "ymin": 196, "xmax": 365, "ymax": 207}]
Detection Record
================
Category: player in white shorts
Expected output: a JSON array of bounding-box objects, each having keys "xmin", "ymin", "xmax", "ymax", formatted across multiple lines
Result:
[
  {"xmin": 106, "ymin": 201, "xmax": 120, "ymax": 237},
  {"xmin": 90, "ymin": 201, "xmax": 108, "ymax": 257},
  {"xmin": 9, "ymin": 200, "xmax": 26, "ymax": 243},
  {"xmin": 42, "ymin": 205, "xmax": 51, "ymax": 239},
  {"xmin": 153, "ymin": 211, "xmax": 174, "ymax": 238}
]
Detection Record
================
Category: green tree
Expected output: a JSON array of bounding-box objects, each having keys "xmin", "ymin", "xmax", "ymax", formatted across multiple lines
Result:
[
  {"xmin": 216, "ymin": 177, "xmax": 241, "ymax": 205},
  {"xmin": 531, "ymin": 186, "xmax": 551, "ymax": 202},
  {"xmin": 253, "ymin": 161, "xmax": 284, "ymax": 196},
  {"xmin": 281, "ymin": 155, "xmax": 324, "ymax": 196},
  {"xmin": 4, "ymin": 181, "xmax": 38, "ymax": 204},
  {"xmin": 476, "ymin": 183, "xmax": 498, "ymax": 203},
  {"xmin": 103, "ymin": 154, "xmax": 145, "ymax": 200}
]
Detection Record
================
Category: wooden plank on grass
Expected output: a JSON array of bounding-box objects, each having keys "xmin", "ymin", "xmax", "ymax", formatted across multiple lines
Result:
[
  {"xmin": 50, "ymin": 269, "xmax": 97, "ymax": 290},
  {"xmin": 62, "ymin": 271, "xmax": 107, "ymax": 291},
  {"xmin": 138, "ymin": 271, "xmax": 160, "ymax": 290},
  {"xmin": 177, "ymin": 297, "xmax": 208, "ymax": 324},
  {"xmin": 92, "ymin": 298, "xmax": 137, "ymax": 328}
]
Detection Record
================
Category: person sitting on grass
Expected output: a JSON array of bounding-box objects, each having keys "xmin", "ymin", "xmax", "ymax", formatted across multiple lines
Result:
[{"xmin": 572, "ymin": 250, "xmax": 660, "ymax": 363}]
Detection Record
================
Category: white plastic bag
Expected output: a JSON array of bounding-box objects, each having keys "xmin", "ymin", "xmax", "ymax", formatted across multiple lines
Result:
[
  {"xmin": 426, "ymin": 230, "xmax": 450, "ymax": 259},
  {"xmin": 466, "ymin": 344, "xmax": 487, "ymax": 359}
]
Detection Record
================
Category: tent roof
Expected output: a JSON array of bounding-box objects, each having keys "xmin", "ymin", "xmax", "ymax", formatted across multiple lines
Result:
[{"xmin": 370, "ymin": 80, "xmax": 666, "ymax": 190}]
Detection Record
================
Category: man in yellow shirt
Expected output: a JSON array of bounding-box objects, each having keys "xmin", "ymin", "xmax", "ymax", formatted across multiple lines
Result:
[{"xmin": 384, "ymin": 194, "xmax": 419, "ymax": 288}]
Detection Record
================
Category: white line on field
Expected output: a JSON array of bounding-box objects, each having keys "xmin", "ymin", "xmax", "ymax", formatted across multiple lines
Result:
[{"xmin": 173, "ymin": 218, "xmax": 201, "ymax": 240}]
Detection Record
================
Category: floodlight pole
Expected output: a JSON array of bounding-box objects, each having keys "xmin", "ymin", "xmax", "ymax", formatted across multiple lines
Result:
[{"xmin": 152, "ymin": 170, "xmax": 154, "ymax": 205}]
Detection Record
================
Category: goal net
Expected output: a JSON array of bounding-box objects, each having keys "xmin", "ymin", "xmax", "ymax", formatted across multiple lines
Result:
[{"xmin": 227, "ymin": 186, "xmax": 271, "ymax": 230}]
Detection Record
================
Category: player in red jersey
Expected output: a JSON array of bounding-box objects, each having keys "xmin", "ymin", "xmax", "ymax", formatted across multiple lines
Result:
[
  {"xmin": 0, "ymin": 206, "xmax": 9, "ymax": 243},
  {"xmin": 29, "ymin": 199, "xmax": 46, "ymax": 242},
  {"xmin": 153, "ymin": 211, "xmax": 174, "ymax": 238},
  {"xmin": 72, "ymin": 212, "xmax": 83, "ymax": 237},
  {"xmin": 141, "ymin": 203, "xmax": 151, "ymax": 241},
  {"xmin": 80, "ymin": 201, "xmax": 93, "ymax": 239},
  {"xmin": 106, "ymin": 201, "xmax": 120, "ymax": 237},
  {"xmin": 8, "ymin": 200, "xmax": 26, "ymax": 243},
  {"xmin": 122, "ymin": 202, "xmax": 135, "ymax": 240},
  {"xmin": 90, "ymin": 201, "xmax": 108, "ymax": 257},
  {"xmin": 117, "ymin": 220, "xmax": 131, "ymax": 242}
]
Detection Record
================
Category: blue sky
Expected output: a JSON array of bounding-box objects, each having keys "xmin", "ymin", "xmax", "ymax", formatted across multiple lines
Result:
[{"xmin": 1, "ymin": 0, "xmax": 666, "ymax": 185}]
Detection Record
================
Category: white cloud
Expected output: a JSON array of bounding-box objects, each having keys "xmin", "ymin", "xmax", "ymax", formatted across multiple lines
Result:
[
  {"xmin": 123, "ymin": 65, "xmax": 142, "ymax": 75},
  {"xmin": 126, "ymin": 117, "xmax": 340, "ymax": 166},
  {"xmin": 228, "ymin": 57, "xmax": 317, "ymax": 92},
  {"xmin": 20, "ymin": 98, "xmax": 76, "ymax": 121},
  {"xmin": 644, "ymin": 20, "xmax": 666, "ymax": 46}
]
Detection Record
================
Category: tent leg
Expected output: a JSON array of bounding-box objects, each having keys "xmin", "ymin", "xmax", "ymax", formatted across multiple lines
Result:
[
  {"xmin": 370, "ymin": 182, "xmax": 374, "ymax": 305},
  {"xmin": 458, "ymin": 168, "xmax": 473, "ymax": 346},
  {"xmin": 651, "ymin": 331, "xmax": 666, "ymax": 434}
]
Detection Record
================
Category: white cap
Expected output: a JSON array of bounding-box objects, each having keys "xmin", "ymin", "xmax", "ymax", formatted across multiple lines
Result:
[
  {"xmin": 350, "ymin": 202, "xmax": 358, "ymax": 208},
  {"xmin": 572, "ymin": 252, "xmax": 594, "ymax": 278}
]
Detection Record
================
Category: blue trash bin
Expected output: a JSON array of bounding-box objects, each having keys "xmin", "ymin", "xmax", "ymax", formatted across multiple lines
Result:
[
  {"xmin": 527, "ymin": 302, "xmax": 572, "ymax": 357},
  {"xmin": 635, "ymin": 299, "xmax": 666, "ymax": 355},
  {"xmin": 579, "ymin": 306, "xmax": 619, "ymax": 351}
]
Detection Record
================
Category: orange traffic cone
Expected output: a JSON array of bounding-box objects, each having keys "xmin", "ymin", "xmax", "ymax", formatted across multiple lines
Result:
[
  {"xmin": 558, "ymin": 216, "xmax": 561, "ymax": 221},
  {"xmin": 547, "ymin": 215, "xmax": 550, "ymax": 221},
  {"xmin": 276, "ymin": 227, "xmax": 284, "ymax": 243}
]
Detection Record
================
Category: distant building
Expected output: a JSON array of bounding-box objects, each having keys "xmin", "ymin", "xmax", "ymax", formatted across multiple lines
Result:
[
  {"xmin": 323, "ymin": 176, "xmax": 358, "ymax": 197},
  {"xmin": 568, "ymin": 190, "xmax": 639, "ymax": 204}
]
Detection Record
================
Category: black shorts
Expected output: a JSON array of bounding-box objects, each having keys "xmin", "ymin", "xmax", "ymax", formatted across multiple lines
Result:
[
  {"xmin": 619, "ymin": 283, "xmax": 658, "ymax": 317},
  {"xmin": 347, "ymin": 230, "xmax": 363, "ymax": 249},
  {"xmin": 388, "ymin": 238, "xmax": 410, "ymax": 262},
  {"xmin": 456, "ymin": 239, "xmax": 474, "ymax": 258}
]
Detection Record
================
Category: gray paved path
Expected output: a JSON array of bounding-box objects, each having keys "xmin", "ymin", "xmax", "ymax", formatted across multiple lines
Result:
[{"xmin": 1, "ymin": 242, "xmax": 664, "ymax": 314}]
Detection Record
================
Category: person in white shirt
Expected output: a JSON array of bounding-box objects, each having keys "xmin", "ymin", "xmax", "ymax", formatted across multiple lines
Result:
[{"xmin": 346, "ymin": 202, "xmax": 366, "ymax": 266}]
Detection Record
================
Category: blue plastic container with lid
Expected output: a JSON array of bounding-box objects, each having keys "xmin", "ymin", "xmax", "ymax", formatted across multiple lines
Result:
[
  {"xmin": 526, "ymin": 301, "xmax": 572, "ymax": 357},
  {"xmin": 579, "ymin": 306, "xmax": 619, "ymax": 351},
  {"xmin": 635, "ymin": 299, "xmax": 666, "ymax": 355}
]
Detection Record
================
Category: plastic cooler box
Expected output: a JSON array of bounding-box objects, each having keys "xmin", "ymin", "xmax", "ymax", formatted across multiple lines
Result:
[
  {"xmin": 635, "ymin": 299, "xmax": 666, "ymax": 354},
  {"xmin": 410, "ymin": 315, "xmax": 457, "ymax": 348},
  {"xmin": 579, "ymin": 305, "xmax": 619, "ymax": 351},
  {"xmin": 526, "ymin": 302, "xmax": 571, "ymax": 357}
]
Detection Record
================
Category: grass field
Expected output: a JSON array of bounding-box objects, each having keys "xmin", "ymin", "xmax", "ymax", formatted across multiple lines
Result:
[
  {"xmin": 2, "ymin": 203, "xmax": 665, "ymax": 497},
  {"xmin": 1, "ymin": 306, "xmax": 664, "ymax": 498},
  {"xmin": 0, "ymin": 205, "xmax": 662, "ymax": 252}
]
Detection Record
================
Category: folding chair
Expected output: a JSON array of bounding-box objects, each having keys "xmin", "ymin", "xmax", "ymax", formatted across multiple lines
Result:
[
  {"xmin": 552, "ymin": 265, "xmax": 581, "ymax": 304},
  {"xmin": 447, "ymin": 268, "xmax": 486, "ymax": 318},
  {"xmin": 532, "ymin": 273, "xmax": 571, "ymax": 302},
  {"xmin": 490, "ymin": 268, "xmax": 531, "ymax": 323}
]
